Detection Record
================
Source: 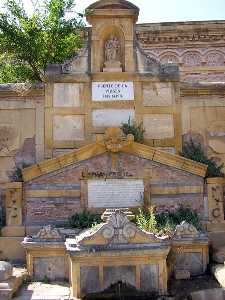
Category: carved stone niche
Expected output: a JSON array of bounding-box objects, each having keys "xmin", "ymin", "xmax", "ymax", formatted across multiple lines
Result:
[
  {"xmin": 102, "ymin": 28, "xmax": 125, "ymax": 72},
  {"xmin": 103, "ymin": 34, "xmax": 123, "ymax": 72},
  {"xmin": 86, "ymin": 0, "xmax": 138, "ymax": 73}
]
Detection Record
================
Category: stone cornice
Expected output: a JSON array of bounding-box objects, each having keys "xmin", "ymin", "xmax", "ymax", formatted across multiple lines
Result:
[
  {"xmin": 136, "ymin": 21, "xmax": 225, "ymax": 46},
  {"xmin": 181, "ymin": 81, "xmax": 225, "ymax": 96}
]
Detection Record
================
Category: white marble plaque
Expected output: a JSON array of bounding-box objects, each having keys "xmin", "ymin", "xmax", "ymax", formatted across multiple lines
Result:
[
  {"xmin": 92, "ymin": 82, "xmax": 134, "ymax": 101},
  {"xmin": 88, "ymin": 179, "xmax": 144, "ymax": 208}
]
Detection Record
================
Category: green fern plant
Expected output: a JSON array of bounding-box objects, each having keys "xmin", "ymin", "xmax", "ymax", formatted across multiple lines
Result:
[{"xmin": 121, "ymin": 117, "xmax": 145, "ymax": 143}]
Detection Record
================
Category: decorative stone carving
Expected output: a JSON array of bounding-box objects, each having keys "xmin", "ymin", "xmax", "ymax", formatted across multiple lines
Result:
[
  {"xmin": 0, "ymin": 261, "xmax": 13, "ymax": 282},
  {"xmin": 174, "ymin": 221, "xmax": 199, "ymax": 238},
  {"xmin": 182, "ymin": 52, "xmax": 202, "ymax": 66},
  {"xmin": 207, "ymin": 178, "xmax": 224, "ymax": 222},
  {"xmin": 205, "ymin": 52, "xmax": 224, "ymax": 66},
  {"xmin": 5, "ymin": 184, "xmax": 22, "ymax": 227},
  {"xmin": 76, "ymin": 209, "xmax": 164, "ymax": 247},
  {"xmin": 11, "ymin": 81, "xmax": 32, "ymax": 96},
  {"xmin": 34, "ymin": 225, "xmax": 65, "ymax": 242},
  {"xmin": 96, "ymin": 127, "xmax": 134, "ymax": 153},
  {"xmin": 160, "ymin": 53, "xmax": 179, "ymax": 64},
  {"xmin": 105, "ymin": 36, "xmax": 120, "ymax": 62},
  {"xmin": 103, "ymin": 36, "xmax": 122, "ymax": 72}
]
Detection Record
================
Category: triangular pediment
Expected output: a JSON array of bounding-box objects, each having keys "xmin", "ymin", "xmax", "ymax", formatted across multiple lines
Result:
[{"xmin": 22, "ymin": 128, "xmax": 207, "ymax": 182}]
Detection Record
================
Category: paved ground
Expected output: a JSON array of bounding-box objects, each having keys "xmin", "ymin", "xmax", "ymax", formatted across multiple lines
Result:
[{"xmin": 13, "ymin": 282, "xmax": 73, "ymax": 300}]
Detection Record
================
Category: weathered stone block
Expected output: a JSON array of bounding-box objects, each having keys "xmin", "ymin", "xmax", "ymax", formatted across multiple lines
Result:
[
  {"xmin": 0, "ymin": 262, "xmax": 13, "ymax": 281},
  {"xmin": 140, "ymin": 264, "xmax": 159, "ymax": 292},
  {"xmin": 143, "ymin": 82, "xmax": 173, "ymax": 106},
  {"xmin": 80, "ymin": 266, "xmax": 100, "ymax": 295},
  {"xmin": 143, "ymin": 114, "xmax": 174, "ymax": 139},
  {"xmin": 174, "ymin": 270, "xmax": 190, "ymax": 280},
  {"xmin": 92, "ymin": 109, "xmax": 134, "ymax": 127},
  {"xmin": 53, "ymin": 115, "xmax": 85, "ymax": 141},
  {"xmin": 213, "ymin": 246, "xmax": 225, "ymax": 264},
  {"xmin": 33, "ymin": 257, "xmax": 66, "ymax": 281},
  {"xmin": 53, "ymin": 83, "xmax": 81, "ymax": 107}
]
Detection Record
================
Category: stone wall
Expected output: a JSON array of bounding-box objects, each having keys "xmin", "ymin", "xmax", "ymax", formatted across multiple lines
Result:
[{"xmin": 0, "ymin": 84, "xmax": 44, "ymax": 184}]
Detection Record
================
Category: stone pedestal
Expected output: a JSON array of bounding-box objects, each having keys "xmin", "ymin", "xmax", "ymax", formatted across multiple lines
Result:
[{"xmin": 103, "ymin": 61, "xmax": 122, "ymax": 72}]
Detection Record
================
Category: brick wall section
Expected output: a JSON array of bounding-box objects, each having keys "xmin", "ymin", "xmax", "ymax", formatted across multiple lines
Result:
[{"xmin": 24, "ymin": 153, "xmax": 204, "ymax": 226}]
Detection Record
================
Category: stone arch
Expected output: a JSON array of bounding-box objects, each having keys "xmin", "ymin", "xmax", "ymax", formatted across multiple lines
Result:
[
  {"xmin": 159, "ymin": 51, "xmax": 179, "ymax": 64},
  {"xmin": 99, "ymin": 25, "xmax": 125, "ymax": 71},
  {"xmin": 205, "ymin": 51, "xmax": 225, "ymax": 66},
  {"xmin": 182, "ymin": 51, "xmax": 202, "ymax": 66}
]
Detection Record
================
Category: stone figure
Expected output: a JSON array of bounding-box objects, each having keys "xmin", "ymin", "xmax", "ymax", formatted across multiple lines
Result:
[{"xmin": 105, "ymin": 36, "xmax": 120, "ymax": 62}]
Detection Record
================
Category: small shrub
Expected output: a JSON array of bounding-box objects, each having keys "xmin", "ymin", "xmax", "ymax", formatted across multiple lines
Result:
[
  {"xmin": 135, "ymin": 206, "xmax": 201, "ymax": 236},
  {"xmin": 121, "ymin": 117, "xmax": 145, "ymax": 143},
  {"xmin": 67, "ymin": 210, "xmax": 102, "ymax": 229},
  {"xmin": 136, "ymin": 206, "xmax": 157, "ymax": 234},
  {"xmin": 42, "ymin": 275, "xmax": 50, "ymax": 284},
  {"xmin": 181, "ymin": 138, "xmax": 224, "ymax": 178}
]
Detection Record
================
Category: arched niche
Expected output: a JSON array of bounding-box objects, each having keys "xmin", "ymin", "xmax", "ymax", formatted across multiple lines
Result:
[{"xmin": 99, "ymin": 26, "xmax": 125, "ymax": 72}]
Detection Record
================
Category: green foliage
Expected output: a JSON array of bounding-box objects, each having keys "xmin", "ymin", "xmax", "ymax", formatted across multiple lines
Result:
[
  {"xmin": 42, "ymin": 275, "xmax": 50, "ymax": 284},
  {"xmin": 136, "ymin": 206, "xmax": 157, "ymax": 234},
  {"xmin": 121, "ymin": 117, "xmax": 145, "ymax": 143},
  {"xmin": 181, "ymin": 139, "xmax": 224, "ymax": 178},
  {"xmin": 0, "ymin": 0, "xmax": 84, "ymax": 83},
  {"xmin": 67, "ymin": 210, "xmax": 102, "ymax": 229},
  {"xmin": 135, "ymin": 206, "xmax": 201, "ymax": 236}
]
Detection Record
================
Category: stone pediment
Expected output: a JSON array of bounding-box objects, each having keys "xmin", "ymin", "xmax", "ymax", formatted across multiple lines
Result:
[
  {"xmin": 87, "ymin": 0, "xmax": 139, "ymax": 11},
  {"xmin": 69, "ymin": 210, "xmax": 168, "ymax": 250},
  {"xmin": 22, "ymin": 128, "xmax": 207, "ymax": 182}
]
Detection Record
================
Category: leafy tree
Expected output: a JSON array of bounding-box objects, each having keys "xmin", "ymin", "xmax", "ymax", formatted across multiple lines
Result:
[{"xmin": 0, "ymin": 0, "xmax": 84, "ymax": 83}]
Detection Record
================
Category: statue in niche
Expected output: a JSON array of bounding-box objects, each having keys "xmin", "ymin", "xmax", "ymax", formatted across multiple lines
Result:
[
  {"xmin": 104, "ymin": 35, "xmax": 122, "ymax": 72},
  {"xmin": 105, "ymin": 36, "xmax": 120, "ymax": 62}
]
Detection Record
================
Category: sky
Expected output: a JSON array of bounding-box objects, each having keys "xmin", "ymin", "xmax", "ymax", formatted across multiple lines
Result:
[{"xmin": 17, "ymin": 0, "xmax": 225, "ymax": 24}]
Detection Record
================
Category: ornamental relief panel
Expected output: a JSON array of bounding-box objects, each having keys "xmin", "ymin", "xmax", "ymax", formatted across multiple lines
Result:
[
  {"xmin": 143, "ymin": 49, "xmax": 225, "ymax": 67},
  {"xmin": 182, "ymin": 52, "xmax": 202, "ymax": 66}
]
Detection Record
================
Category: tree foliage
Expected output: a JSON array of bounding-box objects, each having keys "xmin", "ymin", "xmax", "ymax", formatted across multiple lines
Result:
[{"xmin": 0, "ymin": 0, "xmax": 84, "ymax": 83}]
